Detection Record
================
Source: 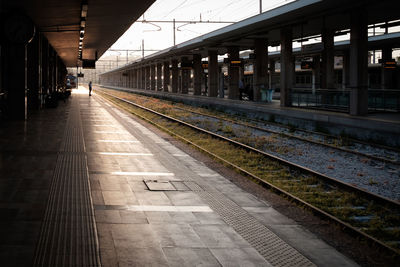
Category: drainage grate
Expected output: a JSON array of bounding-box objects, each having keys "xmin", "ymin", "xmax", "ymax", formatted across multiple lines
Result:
[
  {"xmin": 144, "ymin": 179, "xmax": 204, "ymax": 192},
  {"xmin": 144, "ymin": 180, "xmax": 177, "ymax": 191}
]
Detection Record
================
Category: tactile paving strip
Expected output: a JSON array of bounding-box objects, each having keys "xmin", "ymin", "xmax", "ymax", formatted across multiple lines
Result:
[
  {"xmin": 183, "ymin": 181, "xmax": 204, "ymax": 191},
  {"xmin": 199, "ymin": 190, "xmax": 315, "ymax": 267},
  {"xmin": 33, "ymin": 101, "xmax": 101, "ymax": 266},
  {"xmin": 179, "ymin": 176, "xmax": 315, "ymax": 267}
]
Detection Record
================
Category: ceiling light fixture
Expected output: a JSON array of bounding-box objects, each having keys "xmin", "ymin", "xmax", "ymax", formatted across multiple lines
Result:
[
  {"xmin": 79, "ymin": 2, "xmax": 88, "ymax": 61},
  {"xmin": 81, "ymin": 4, "xmax": 88, "ymax": 18}
]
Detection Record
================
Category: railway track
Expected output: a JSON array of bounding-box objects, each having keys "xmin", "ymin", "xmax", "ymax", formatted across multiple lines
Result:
[
  {"xmin": 96, "ymin": 89, "xmax": 400, "ymax": 257},
  {"xmin": 172, "ymin": 106, "xmax": 400, "ymax": 165},
  {"xmin": 102, "ymin": 87, "xmax": 400, "ymax": 165},
  {"xmin": 98, "ymin": 88, "xmax": 400, "ymax": 201}
]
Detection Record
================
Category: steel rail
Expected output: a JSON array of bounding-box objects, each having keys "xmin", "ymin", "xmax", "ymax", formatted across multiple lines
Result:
[
  {"xmin": 105, "ymin": 86, "xmax": 400, "ymax": 159},
  {"xmin": 171, "ymin": 105, "xmax": 400, "ymax": 165},
  {"xmin": 99, "ymin": 90, "xmax": 400, "ymax": 207},
  {"xmin": 98, "ymin": 90, "xmax": 400, "ymax": 257}
]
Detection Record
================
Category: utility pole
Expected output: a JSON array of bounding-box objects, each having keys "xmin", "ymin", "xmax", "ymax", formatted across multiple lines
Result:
[
  {"xmin": 173, "ymin": 19, "xmax": 176, "ymax": 46},
  {"xmin": 142, "ymin": 39, "xmax": 145, "ymax": 59},
  {"xmin": 76, "ymin": 66, "xmax": 79, "ymax": 86},
  {"xmin": 259, "ymin": 0, "xmax": 262, "ymax": 14}
]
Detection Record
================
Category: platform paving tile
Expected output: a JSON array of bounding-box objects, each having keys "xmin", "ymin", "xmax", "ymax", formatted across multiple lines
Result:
[
  {"xmin": 111, "ymin": 224, "xmax": 159, "ymax": 248},
  {"xmin": 165, "ymin": 191, "xmax": 208, "ymax": 206},
  {"xmin": 144, "ymin": 211, "xmax": 175, "ymax": 224},
  {"xmin": 91, "ymin": 190, "xmax": 105, "ymax": 205},
  {"xmin": 192, "ymin": 224, "xmax": 253, "ymax": 248},
  {"xmin": 95, "ymin": 210, "xmax": 123, "ymax": 224},
  {"xmin": 98, "ymin": 177, "xmax": 128, "ymax": 191},
  {"xmin": 102, "ymin": 191, "xmax": 131, "ymax": 205},
  {"xmin": 135, "ymin": 191, "xmax": 173, "ymax": 206},
  {"xmin": 117, "ymin": 246, "xmax": 169, "ymax": 267},
  {"xmin": 220, "ymin": 191, "xmax": 268, "ymax": 207},
  {"xmin": 268, "ymin": 225, "xmax": 357, "ymax": 267},
  {"xmin": 119, "ymin": 210, "xmax": 149, "ymax": 224},
  {"xmin": 268, "ymin": 225, "xmax": 332, "ymax": 250},
  {"xmin": 0, "ymin": 102, "xmax": 70, "ymax": 265},
  {"xmin": 83, "ymin": 93, "xmax": 358, "ymax": 267},
  {"xmin": 85, "ymin": 143, "xmax": 143, "ymax": 153},
  {"xmin": 163, "ymin": 247, "xmax": 221, "ymax": 267},
  {"xmin": 243, "ymin": 206, "xmax": 296, "ymax": 225},
  {"xmin": 96, "ymin": 223, "xmax": 116, "ymax": 250},
  {"xmin": 167, "ymin": 211, "xmax": 199, "ymax": 224},
  {"xmin": 192, "ymin": 211, "xmax": 227, "ymax": 225},
  {"xmin": 98, "ymin": 248, "xmax": 118, "ymax": 267},
  {"xmin": 128, "ymin": 180, "xmax": 149, "ymax": 191},
  {"xmin": 151, "ymin": 223, "xmax": 206, "ymax": 248},
  {"xmin": 211, "ymin": 248, "xmax": 272, "ymax": 267}
]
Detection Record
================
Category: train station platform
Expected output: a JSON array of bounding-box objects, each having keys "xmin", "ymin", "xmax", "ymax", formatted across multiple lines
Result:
[
  {"xmin": 0, "ymin": 87, "xmax": 358, "ymax": 266},
  {"xmin": 100, "ymin": 85, "xmax": 400, "ymax": 147}
]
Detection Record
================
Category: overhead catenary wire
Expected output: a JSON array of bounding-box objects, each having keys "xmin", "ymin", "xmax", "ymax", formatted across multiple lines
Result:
[{"xmin": 161, "ymin": 0, "xmax": 189, "ymax": 19}]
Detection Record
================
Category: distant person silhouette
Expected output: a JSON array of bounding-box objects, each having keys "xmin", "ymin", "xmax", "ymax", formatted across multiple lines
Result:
[{"xmin": 89, "ymin": 81, "xmax": 92, "ymax": 96}]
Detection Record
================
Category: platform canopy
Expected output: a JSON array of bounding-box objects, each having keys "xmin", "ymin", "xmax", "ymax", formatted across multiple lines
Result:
[{"xmin": 1, "ymin": 0, "xmax": 155, "ymax": 67}]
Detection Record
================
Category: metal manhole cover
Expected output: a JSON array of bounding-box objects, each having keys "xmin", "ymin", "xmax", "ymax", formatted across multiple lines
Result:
[{"xmin": 144, "ymin": 180, "xmax": 177, "ymax": 191}]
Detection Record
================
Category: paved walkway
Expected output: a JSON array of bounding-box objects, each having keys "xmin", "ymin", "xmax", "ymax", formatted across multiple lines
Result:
[{"xmin": 0, "ymin": 87, "xmax": 358, "ymax": 266}]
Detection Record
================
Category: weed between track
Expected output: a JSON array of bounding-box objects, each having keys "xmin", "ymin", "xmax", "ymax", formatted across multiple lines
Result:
[{"xmin": 97, "ymin": 89, "xmax": 400, "ymax": 254}]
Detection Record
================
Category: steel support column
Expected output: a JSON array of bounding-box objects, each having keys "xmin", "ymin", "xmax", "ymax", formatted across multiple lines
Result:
[
  {"xmin": 253, "ymin": 38, "xmax": 268, "ymax": 101},
  {"xmin": 312, "ymin": 55, "xmax": 321, "ymax": 90},
  {"xmin": 193, "ymin": 54, "xmax": 202, "ymax": 95},
  {"xmin": 150, "ymin": 64, "xmax": 156, "ymax": 90},
  {"xmin": 381, "ymin": 46, "xmax": 393, "ymax": 89},
  {"xmin": 27, "ymin": 34, "xmax": 40, "ymax": 111},
  {"xmin": 141, "ymin": 66, "xmax": 146, "ymax": 89},
  {"xmin": 4, "ymin": 42, "xmax": 25, "ymax": 119},
  {"xmin": 163, "ymin": 61, "xmax": 170, "ymax": 92},
  {"xmin": 321, "ymin": 29, "xmax": 335, "ymax": 89},
  {"xmin": 269, "ymin": 58, "xmax": 275, "ymax": 90},
  {"xmin": 342, "ymin": 52, "xmax": 350, "ymax": 89},
  {"xmin": 181, "ymin": 57, "xmax": 190, "ymax": 94},
  {"xmin": 134, "ymin": 69, "xmax": 138, "ymax": 89},
  {"xmin": 349, "ymin": 9, "xmax": 368, "ymax": 115},
  {"xmin": 207, "ymin": 50, "xmax": 218, "ymax": 97},
  {"xmin": 280, "ymin": 27, "xmax": 294, "ymax": 107},
  {"xmin": 145, "ymin": 66, "xmax": 150, "ymax": 90},
  {"xmin": 171, "ymin": 59, "xmax": 179, "ymax": 93},
  {"xmin": 228, "ymin": 47, "xmax": 240, "ymax": 100},
  {"xmin": 157, "ymin": 63, "xmax": 162, "ymax": 91},
  {"xmin": 218, "ymin": 66, "xmax": 224, "ymax": 98}
]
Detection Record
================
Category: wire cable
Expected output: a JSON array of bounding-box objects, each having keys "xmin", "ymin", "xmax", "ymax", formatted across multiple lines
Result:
[{"xmin": 161, "ymin": 0, "xmax": 189, "ymax": 19}]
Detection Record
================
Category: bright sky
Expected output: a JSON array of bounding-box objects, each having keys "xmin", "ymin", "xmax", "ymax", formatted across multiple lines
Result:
[
  {"xmin": 101, "ymin": 0, "xmax": 293, "ymax": 60},
  {"xmin": 97, "ymin": 0, "xmax": 399, "ymax": 70}
]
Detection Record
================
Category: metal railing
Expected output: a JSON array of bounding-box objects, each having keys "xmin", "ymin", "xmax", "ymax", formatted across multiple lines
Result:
[
  {"xmin": 368, "ymin": 89, "xmax": 400, "ymax": 112},
  {"xmin": 291, "ymin": 88, "xmax": 350, "ymax": 112},
  {"xmin": 291, "ymin": 88, "xmax": 400, "ymax": 113}
]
